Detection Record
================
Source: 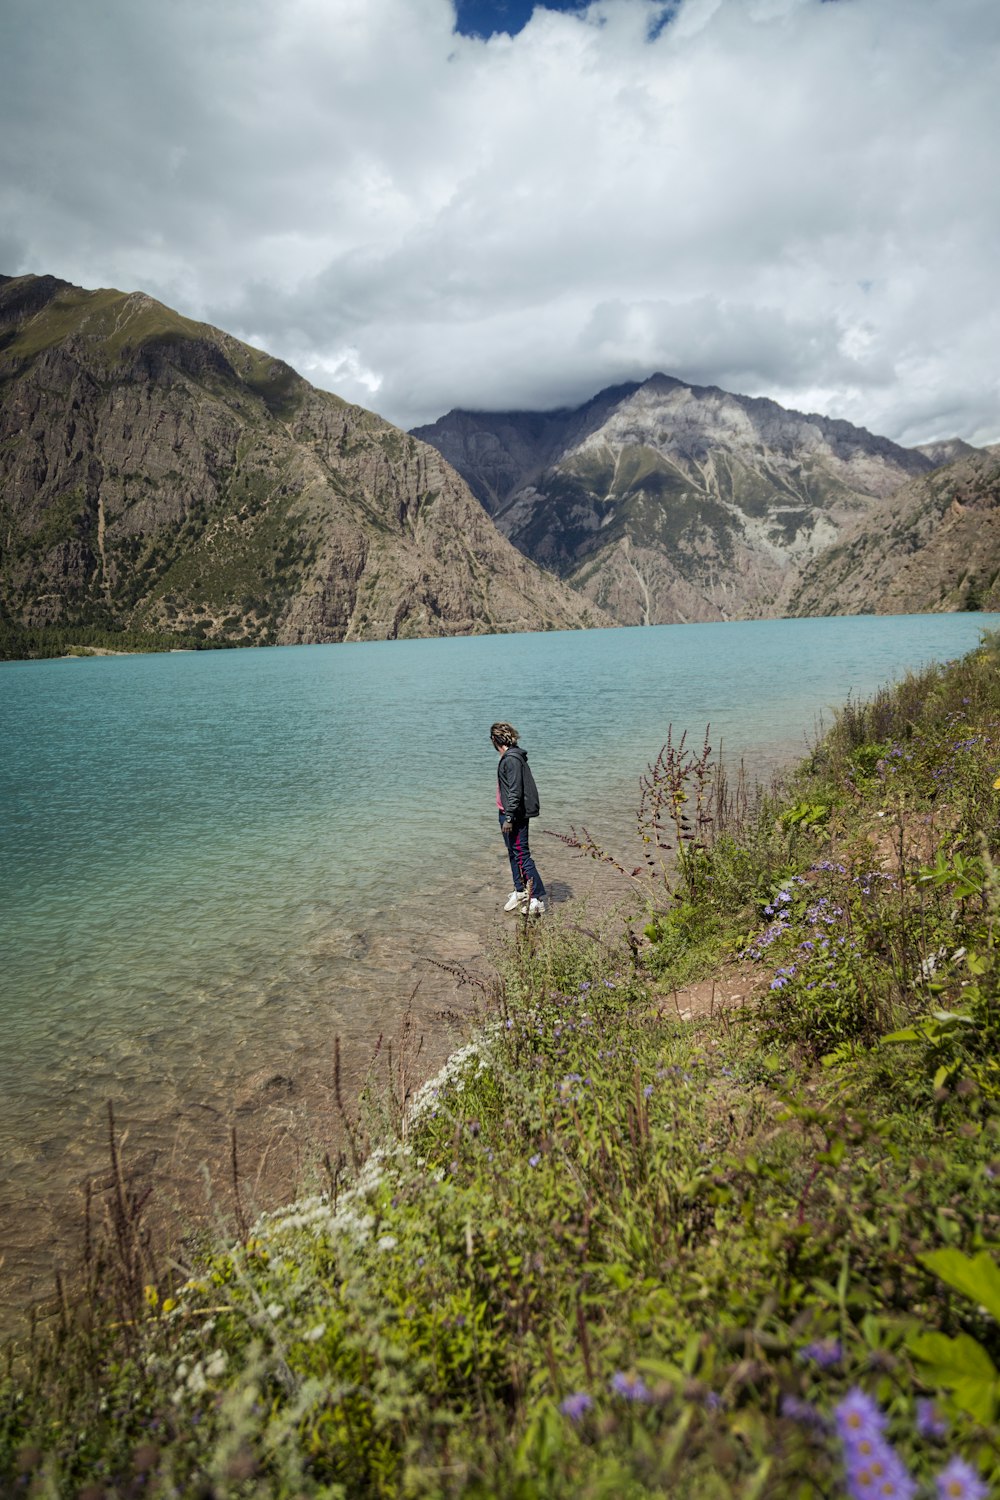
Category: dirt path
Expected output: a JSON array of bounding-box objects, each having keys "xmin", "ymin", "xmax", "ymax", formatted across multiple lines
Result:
[{"xmin": 652, "ymin": 960, "xmax": 767, "ymax": 1021}]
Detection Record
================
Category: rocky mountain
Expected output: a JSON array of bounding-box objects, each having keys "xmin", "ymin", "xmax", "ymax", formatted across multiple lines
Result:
[
  {"xmin": 787, "ymin": 448, "xmax": 1000, "ymax": 618},
  {"xmin": 413, "ymin": 375, "xmax": 934, "ymax": 625},
  {"xmin": 0, "ymin": 274, "xmax": 607, "ymax": 648},
  {"xmin": 915, "ymin": 438, "xmax": 982, "ymax": 468}
]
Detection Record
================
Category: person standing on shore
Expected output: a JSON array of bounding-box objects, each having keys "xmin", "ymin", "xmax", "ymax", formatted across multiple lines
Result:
[{"xmin": 491, "ymin": 721, "xmax": 547, "ymax": 916}]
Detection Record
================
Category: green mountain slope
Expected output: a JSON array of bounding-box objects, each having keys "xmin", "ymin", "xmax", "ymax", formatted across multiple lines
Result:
[{"xmin": 0, "ymin": 275, "xmax": 608, "ymax": 652}]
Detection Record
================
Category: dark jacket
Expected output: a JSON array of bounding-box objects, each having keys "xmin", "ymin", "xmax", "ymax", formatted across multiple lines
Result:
[{"xmin": 498, "ymin": 746, "xmax": 540, "ymax": 822}]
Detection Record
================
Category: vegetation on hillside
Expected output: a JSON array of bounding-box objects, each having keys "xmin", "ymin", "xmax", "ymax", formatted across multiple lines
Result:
[
  {"xmin": 0, "ymin": 622, "xmax": 243, "ymax": 661},
  {"xmin": 1, "ymin": 275, "xmax": 607, "ymax": 649},
  {"xmin": 3, "ymin": 641, "xmax": 1000, "ymax": 1496}
]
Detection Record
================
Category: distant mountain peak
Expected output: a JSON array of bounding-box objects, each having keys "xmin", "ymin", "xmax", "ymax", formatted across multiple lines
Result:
[
  {"xmin": 915, "ymin": 437, "xmax": 982, "ymax": 469},
  {"xmin": 413, "ymin": 377, "xmax": 933, "ymax": 626}
]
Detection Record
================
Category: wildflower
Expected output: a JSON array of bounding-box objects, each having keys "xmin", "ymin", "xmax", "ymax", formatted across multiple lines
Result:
[
  {"xmin": 529, "ymin": 1153, "xmax": 541, "ymax": 1167},
  {"xmin": 204, "ymin": 1349, "xmax": 226, "ymax": 1379},
  {"xmin": 843, "ymin": 1434, "xmax": 914, "ymax": 1499},
  {"xmin": 781, "ymin": 1394, "xmax": 824, "ymax": 1427},
  {"xmin": 560, "ymin": 1391, "xmax": 593, "ymax": 1422},
  {"xmin": 799, "ymin": 1337, "xmax": 842, "ymax": 1368},
  {"xmin": 936, "ymin": 1458, "xmax": 988, "ymax": 1500},
  {"xmin": 915, "ymin": 1399, "xmax": 948, "ymax": 1440},
  {"xmin": 377, "ymin": 1234, "xmax": 398, "ymax": 1252},
  {"xmin": 610, "ymin": 1371, "xmax": 651, "ymax": 1402},
  {"xmin": 643, "ymin": 1084, "xmax": 654, "ymax": 1099},
  {"xmin": 835, "ymin": 1388, "xmax": 886, "ymax": 1448},
  {"xmin": 305, "ymin": 1324, "xmax": 326, "ymax": 1343}
]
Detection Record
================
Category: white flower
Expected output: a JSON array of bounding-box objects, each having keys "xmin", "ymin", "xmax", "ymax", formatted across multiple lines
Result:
[
  {"xmin": 377, "ymin": 1235, "xmax": 397, "ymax": 1252},
  {"xmin": 205, "ymin": 1350, "xmax": 226, "ymax": 1379},
  {"xmin": 265, "ymin": 1302, "xmax": 284, "ymax": 1320},
  {"xmin": 187, "ymin": 1363, "xmax": 207, "ymax": 1395},
  {"xmin": 305, "ymin": 1323, "xmax": 326, "ymax": 1342}
]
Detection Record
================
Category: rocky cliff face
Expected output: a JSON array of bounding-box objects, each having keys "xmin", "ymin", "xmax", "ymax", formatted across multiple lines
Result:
[
  {"xmin": 414, "ymin": 374, "xmax": 933, "ymax": 625},
  {"xmin": 915, "ymin": 438, "xmax": 982, "ymax": 468},
  {"xmin": 0, "ymin": 275, "xmax": 608, "ymax": 646},
  {"xmin": 787, "ymin": 449, "xmax": 1000, "ymax": 618}
]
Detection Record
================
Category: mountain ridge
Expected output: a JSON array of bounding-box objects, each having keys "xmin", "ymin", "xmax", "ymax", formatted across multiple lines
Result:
[
  {"xmin": 414, "ymin": 376, "xmax": 933, "ymax": 625},
  {"xmin": 0, "ymin": 274, "xmax": 608, "ymax": 649},
  {"xmin": 787, "ymin": 447, "xmax": 1000, "ymax": 617}
]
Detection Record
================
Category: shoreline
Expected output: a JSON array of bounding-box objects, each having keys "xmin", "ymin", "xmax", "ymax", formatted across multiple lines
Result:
[{"xmin": 0, "ymin": 843, "xmax": 640, "ymax": 1340}]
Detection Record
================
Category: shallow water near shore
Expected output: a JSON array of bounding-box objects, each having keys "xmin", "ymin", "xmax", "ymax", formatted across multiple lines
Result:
[{"xmin": 2, "ymin": 612, "xmax": 998, "ymax": 1322}]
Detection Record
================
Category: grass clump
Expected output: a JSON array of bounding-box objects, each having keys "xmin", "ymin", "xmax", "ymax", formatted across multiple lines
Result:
[{"xmin": 3, "ymin": 642, "xmax": 1000, "ymax": 1495}]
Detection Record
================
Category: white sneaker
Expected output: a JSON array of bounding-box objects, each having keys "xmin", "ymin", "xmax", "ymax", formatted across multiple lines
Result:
[
  {"xmin": 504, "ymin": 891, "xmax": 528, "ymax": 912},
  {"xmin": 528, "ymin": 897, "xmax": 547, "ymax": 916}
]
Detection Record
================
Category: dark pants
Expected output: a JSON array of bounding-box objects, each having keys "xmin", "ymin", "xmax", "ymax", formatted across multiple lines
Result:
[{"xmin": 500, "ymin": 812, "xmax": 546, "ymax": 899}]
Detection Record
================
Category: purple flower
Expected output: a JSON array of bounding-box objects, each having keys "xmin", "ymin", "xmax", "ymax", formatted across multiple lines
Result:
[
  {"xmin": 936, "ymin": 1458, "xmax": 988, "ymax": 1500},
  {"xmin": 799, "ymin": 1337, "xmax": 842, "ymax": 1369},
  {"xmin": 834, "ymin": 1392, "xmax": 916, "ymax": 1500},
  {"xmin": 610, "ymin": 1371, "xmax": 651, "ymax": 1402},
  {"xmin": 643, "ymin": 1084, "xmax": 654, "ymax": 1099},
  {"xmin": 916, "ymin": 1398, "xmax": 948, "ymax": 1440},
  {"xmin": 835, "ymin": 1388, "xmax": 886, "ymax": 1449},
  {"xmin": 845, "ymin": 1441, "xmax": 916, "ymax": 1500},
  {"xmin": 560, "ymin": 1391, "xmax": 593, "ymax": 1422},
  {"xmin": 781, "ymin": 1394, "xmax": 825, "ymax": 1428},
  {"xmin": 528, "ymin": 1153, "xmax": 541, "ymax": 1167}
]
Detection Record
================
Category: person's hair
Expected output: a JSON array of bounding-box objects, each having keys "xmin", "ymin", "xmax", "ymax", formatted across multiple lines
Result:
[{"xmin": 490, "ymin": 721, "xmax": 519, "ymax": 748}]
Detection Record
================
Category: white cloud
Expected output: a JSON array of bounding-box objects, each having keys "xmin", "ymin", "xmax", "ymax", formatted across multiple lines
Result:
[{"xmin": 1, "ymin": 0, "xmax": 998, "ymax": 443}]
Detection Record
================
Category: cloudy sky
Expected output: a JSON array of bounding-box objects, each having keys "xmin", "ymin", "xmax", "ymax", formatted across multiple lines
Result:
[{"xmin": 2, "ymin": 0, "xmax": 998, "ymax": 444}]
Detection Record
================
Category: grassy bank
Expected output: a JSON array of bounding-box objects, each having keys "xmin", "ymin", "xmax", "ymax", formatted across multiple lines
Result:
[{"xmin": 3, "ymin": 641, "xmax": 1000, "ymax": 1497}]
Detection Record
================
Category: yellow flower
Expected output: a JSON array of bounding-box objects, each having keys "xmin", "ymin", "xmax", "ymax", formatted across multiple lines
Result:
[{"xmin": 993, "ymin": 776, "xmax": 1000, "ymax": 789}]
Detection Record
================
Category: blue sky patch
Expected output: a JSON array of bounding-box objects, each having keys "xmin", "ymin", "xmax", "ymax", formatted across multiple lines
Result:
[{"xmin": 454, "ymin": 0, "xmax": 587, "ymax": 38}]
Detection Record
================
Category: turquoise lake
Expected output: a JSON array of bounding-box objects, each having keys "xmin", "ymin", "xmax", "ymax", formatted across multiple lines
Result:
[{"xmin": 2, "ymin": 611, "xmax": 999, "ymax": 1315}]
